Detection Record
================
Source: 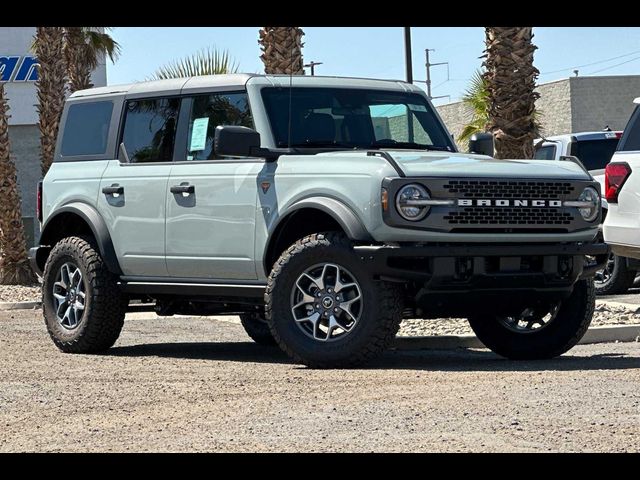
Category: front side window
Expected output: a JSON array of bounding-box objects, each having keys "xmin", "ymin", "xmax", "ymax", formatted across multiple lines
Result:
[
  {"xmin": 121, "ymin": 97, "xmax": 180, "ymax": 163},
  {"xmin": 186, "ymin": 92, "xmax": 253, "ymax": 160},
  {"xmin": 261, "ymin": 87, "xmax": 454, "ymax": 151},
  {"xmin": 618, "ymin": 105, "xmax": 640, "ymax": 152},
  {"xmin": 61, "ymin": 101, "xmax": 113, "ymax": 157}
]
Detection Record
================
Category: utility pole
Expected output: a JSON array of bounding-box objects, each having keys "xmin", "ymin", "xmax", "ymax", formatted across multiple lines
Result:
[
  {"xmin": 304, "ymin": 61, "xmax": 323, "ymax": 76},
  {"xmin": 425, "ymin": 49, "xmax": 448, "ymax": 99},
  {"xmin": 404, "ymin": 27, "xmax": 413, "ymax": 83}
]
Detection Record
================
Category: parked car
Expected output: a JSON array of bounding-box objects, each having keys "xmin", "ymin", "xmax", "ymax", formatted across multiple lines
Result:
[
  {"xmin": 30, "ymin": 74, "xmax": 608, "ymax": 368},
  {"xmin": 533, "ymin": 130, "xmax": 639, "ymax": 295},
  {"xmin": 604, "ymin": 98, "xmax": 640, "ymax": 265}
]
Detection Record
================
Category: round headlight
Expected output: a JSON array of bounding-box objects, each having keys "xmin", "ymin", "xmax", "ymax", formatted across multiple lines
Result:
[
  {"xmin": 578, "ymin": 186, "xmax": 600, "ymax": 222},
  {"xmin": 396, "ymin": 184, "xmax": 430, "ymax": 221}
]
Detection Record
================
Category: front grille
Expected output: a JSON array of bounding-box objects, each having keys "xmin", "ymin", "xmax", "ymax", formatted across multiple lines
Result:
[
  {"xmin": 443, "ymin": 180, "xmax": 575, "ymax": 199},
  {"xmin": 444, "ymin": 207, "xmax": 574, "ymax": 225}
]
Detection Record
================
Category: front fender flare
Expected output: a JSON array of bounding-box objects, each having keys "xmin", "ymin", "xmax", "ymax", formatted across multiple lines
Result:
[
  {"xmin": 39, "ymin": 202, "xmax": 122, "ymax": 275},
  {"xmin": 282, "ymin": 196, "xmax": 373, "ymax": 242}
]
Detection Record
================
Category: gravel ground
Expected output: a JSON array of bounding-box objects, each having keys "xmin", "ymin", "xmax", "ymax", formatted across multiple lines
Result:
[
  {"xmin": 398, "ymin": 302, "xmax": 640, "ymax": 337},
  {"xmin": 0, "ymin": 285, "xmax": 41, "ymax": 303},
  {"xmin": 0, "ymin": 308, "xmax": 638, "ymax": 452}
]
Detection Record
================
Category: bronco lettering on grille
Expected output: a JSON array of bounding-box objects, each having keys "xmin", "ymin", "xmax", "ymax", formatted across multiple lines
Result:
[{"xmin": 457, "ymin": 199, "xmax": 563, "ymax": 207}]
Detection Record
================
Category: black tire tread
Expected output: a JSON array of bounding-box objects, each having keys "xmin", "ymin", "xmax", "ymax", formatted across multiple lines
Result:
[
  {"xmin": 265, "ymin": 232, "xmax": 402, "ymax": 368},
  {"xmin": 595, "ymin": 255, "xmax": 636, "ymax": 295},
  {"xmin": 239, "ymin": 312, "xmax": 277, "ymax": 346},
  {"xmin": 42, "ymin": 236, "xmax": 126, "ymax": 353}
]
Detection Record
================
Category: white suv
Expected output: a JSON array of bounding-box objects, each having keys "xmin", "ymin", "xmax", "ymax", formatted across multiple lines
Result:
[
  {"xmin": 534, "ymin": 130, "xmax": 638, "ymax": 295},
  {"xmin": 604, "ymin": 98, "xmax": 640, "ymax": 264}
]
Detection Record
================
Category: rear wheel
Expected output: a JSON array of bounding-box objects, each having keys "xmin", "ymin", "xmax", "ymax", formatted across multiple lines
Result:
[
  {"xmin": 594, "ymin": 252, "xmax": 636, "ymax": 295},
  {"xmin": 468, "ymin": 279, "xmax": 595, "ymax": 360},
  {"xmin": 42, "ymin": 236, "xmax": 127, "ymax": 353}
]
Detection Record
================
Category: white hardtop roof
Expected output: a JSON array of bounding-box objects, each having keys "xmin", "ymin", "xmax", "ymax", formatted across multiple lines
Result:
[
  {"xmin": 69, "ymin": 73, "xmax": 421, "ymax": 99},
  {"xmin": 634, "ymin": 97, "xmax": 640, "ymax": 104},
  {"xmin": 536, "ymin": 130, "xmax": 623, "ymax": 142}
]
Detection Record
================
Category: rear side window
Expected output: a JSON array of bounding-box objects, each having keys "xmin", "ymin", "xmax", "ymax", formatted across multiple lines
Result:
[
  {"xmin": 573, "ymin": 139, "xmax": 619, "ymax": 170},
  {"xmin": 61, "ymin": 101, "xmax": 113, "ymax": 156},
  {"xmin": 533, "ymin": 144, "xmax": 556, "ymax": 160},
  {"xmin": 618, "ymin": 105, "xmax": 640, "ymax": 152},
  {"xmin": 121, "ymin": 97, "xmax": 180, "ymax": 163}
]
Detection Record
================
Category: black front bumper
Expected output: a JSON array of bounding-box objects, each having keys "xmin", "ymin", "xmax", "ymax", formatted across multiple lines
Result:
[{"xmin": 354, "ymin": 242, "xmax": 610, "ymax": 292}]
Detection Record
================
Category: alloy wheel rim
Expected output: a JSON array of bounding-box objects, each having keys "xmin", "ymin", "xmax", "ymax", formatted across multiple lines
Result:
[
  {"xmin": 52, "ymin": 262, "xmax": 86, "ymax": 330},
  {"xmin": 497, "ymin": 304, "xmax": 561, "ymax": 334},
  {"xmin": 290, "ymin": 263, "xmax": 362, "ymax": 342},
  {"xmin": 594, "ymin": 252, "xmax": 616, "ymax": 286}
]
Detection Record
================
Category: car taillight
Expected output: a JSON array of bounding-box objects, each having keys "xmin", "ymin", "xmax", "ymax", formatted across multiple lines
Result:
[
  {"xmin": 605, "ymin": 162, "xmax": 631, "ymax": 203},
  {"xmin": 36, "ymin": 181, "xmax": 42, "ymax": 223}
]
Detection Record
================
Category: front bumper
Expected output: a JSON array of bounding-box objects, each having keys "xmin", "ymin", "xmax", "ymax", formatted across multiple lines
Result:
[{"xmin": 354, "ymin": 242, "xmax": 610, "ymax": 291}]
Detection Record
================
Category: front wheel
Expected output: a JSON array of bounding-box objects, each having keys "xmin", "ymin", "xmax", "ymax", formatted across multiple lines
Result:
[
  {"xmin": 265, "ymin": 232, "xmax": 403, "ymax": 368},
  {"xmin": 468, "ymin": 279, "xmax": 595, "ymax": 360}
]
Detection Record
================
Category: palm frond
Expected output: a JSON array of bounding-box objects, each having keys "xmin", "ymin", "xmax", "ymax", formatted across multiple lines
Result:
[
  {"xmin": 150, "ymin": 47, "xmax": 239, "ymax": 80},
  {"xmin": 81, "ymin": 28, "xmax": 121, "ymax": 64}
]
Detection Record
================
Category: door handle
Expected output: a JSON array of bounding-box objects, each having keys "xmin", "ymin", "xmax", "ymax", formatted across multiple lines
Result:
[
  {"xmin": 102, "ymin": 185, "xmax": 124, "ymax": 195},
  {"xmin": 170, "ymin": 184, "xmax": 195, "ymax": 195}
]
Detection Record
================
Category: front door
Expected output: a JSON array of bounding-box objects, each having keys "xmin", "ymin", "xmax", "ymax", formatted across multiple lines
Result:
[
  {"xmin": 97, "ymin": 96, "xmax": 180, "ymax": 277},
  {"xmin": 165, "ymin": 92, "xmax": 260, "ymax": 280}
]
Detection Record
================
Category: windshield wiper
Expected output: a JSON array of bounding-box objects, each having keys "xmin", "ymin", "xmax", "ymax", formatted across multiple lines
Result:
[{"xmin": 371, "ymin": 140, "xmax": 451, "ymax": 151}]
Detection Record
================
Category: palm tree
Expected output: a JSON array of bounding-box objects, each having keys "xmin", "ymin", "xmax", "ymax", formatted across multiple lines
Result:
[
  {"xmin": 482, "ymin": 27, "xmax": 540, "ymax": 159},
  {"xmin": 150, "ymin": 47, "xmax": 239, "ymax": 80},
  {"xmin": 458, "ymin": 70, "xmax": 490, "ymax": 146},
  {"xmin": 0, "ymin": 84, "xmax": 36, "ymax": 284},
  {"xmin": 258, "ymin": 27, "xmax": 305, "ymax": 75},
  {"xmin": 33, "ymin": 27, "xmax": 67, "ymax": 176},
  {"xmin": 64, "ymin": 27, "xmax": 121, "ymax": 93}
]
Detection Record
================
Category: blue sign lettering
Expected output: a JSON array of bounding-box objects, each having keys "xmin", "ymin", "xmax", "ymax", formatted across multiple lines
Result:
[
  {"xmin": 14, "ymin": 56, "xmax": 38, "ymax": 82},
  {"xmin": 0, "ymin": 56, "xmax": 38, "ymax": 82},
  {"xmin": 0, "ymin": 56, "xmax": 20, "ymax": 81}
]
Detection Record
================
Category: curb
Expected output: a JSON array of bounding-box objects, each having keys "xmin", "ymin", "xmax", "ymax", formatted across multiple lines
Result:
[
  {"xmin": 0, "ymin": 301, "xmax": 41, "ymax": 311},
  {"xmin": 393, "ymin": 325, "xmax": 640, "ymax": 350},
  {"xmin": 596, "ymin": 299, "xmax": 640, "ymax": 312}
]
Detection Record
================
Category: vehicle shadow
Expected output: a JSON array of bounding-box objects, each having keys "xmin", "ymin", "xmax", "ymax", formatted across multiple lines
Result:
[{"xmin": 106, "ymin": 341, "xmax": 639, "ymax": 372}]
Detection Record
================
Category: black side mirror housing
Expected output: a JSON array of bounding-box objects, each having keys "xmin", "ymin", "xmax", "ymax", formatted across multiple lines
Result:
[
  {"xmin": 468, "ymin": 132, "xmax": 494, "ymax": 157},
  {"xmin": 214, "ymin": 125, "xmax": 261, "ymax": 158}
]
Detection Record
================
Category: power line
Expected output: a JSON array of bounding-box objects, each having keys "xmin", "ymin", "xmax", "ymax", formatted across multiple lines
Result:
[
  {"xmin": 539, "ymin": 49, "xmax": 640, "ymax": 76},
  {"xmin": 587, "ymin": 55, "xmax": 640, "ymax": 75}
]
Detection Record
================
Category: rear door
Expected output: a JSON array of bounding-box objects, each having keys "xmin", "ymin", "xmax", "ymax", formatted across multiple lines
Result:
[
  {"xmin": 96, "ymin": 96, "xmax": 180, "ymax": 276},
  {"xmin": 165, "ymin": 91, "xmax": 261, "ymax": 280}
]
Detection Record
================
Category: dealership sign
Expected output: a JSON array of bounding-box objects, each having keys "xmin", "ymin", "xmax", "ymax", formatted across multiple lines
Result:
[{"xmin": 0, "ymin": 56, "xmax": 38, "ymax": 82}]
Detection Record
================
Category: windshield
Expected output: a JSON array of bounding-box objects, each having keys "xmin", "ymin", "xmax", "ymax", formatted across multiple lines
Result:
[{"xmin": 261, "ymin": 87, "xmax": 455, "ymax": 151}]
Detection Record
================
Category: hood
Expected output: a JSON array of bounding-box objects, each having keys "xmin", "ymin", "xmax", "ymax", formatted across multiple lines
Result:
[{"xmin": 385, "ymin": 151, "xmax": 591, "ymax": 180}]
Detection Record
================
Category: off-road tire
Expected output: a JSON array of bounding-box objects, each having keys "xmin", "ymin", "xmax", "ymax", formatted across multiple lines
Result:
[
  {"xmin": 595, "ymin": 253, "xmax": 636, "ymax": 295},
  {"xmin": 468, "ymin": 279, "xmax": 595, "ymax": 360},
  {"xmin": 240, "ymin": 312, "xmax": 277, "ymax": 346},
  {"xmin": 265, "ymin": 232, "xmax": 403, "ymax": 368},
  {"xmin": 42, "ymin": 236, "xmax": 127, "ymax": 353}
]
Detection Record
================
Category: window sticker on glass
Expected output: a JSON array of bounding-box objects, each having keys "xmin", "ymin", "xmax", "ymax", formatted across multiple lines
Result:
[
  {"xmin": 408, "ymin": 104, "xmax": 428, "ymax": 112},
  {"xmin": 190, "ymin": 117, "xmax": 209, "ymax": 151}
]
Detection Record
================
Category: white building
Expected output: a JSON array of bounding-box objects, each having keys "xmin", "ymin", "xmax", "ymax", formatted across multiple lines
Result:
[{"xmin": 1, "ymin": 27, "xmax": 107, "ymax": 244}]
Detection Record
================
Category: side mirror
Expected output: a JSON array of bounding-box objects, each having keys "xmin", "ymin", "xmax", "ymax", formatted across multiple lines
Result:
[
  {"xmin": 214, "ymin": 125, "xmax": 261, "ymax": 158},
  {"xmin": 469, "ymin": 132, "xmax": 494, "ymax": 157}
]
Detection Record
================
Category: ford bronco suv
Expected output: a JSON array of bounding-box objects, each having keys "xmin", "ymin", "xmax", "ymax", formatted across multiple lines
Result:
[{"xmin": 30, "ymin": 74, "xmax": 608, "ymax": 368}]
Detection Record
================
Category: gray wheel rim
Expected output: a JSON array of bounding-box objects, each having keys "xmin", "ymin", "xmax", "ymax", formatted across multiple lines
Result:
[
  {"xmin": 594, "ymin": 252, "xmax": 616, "ymax": 287},
  {"xmin": 497, "ymin": 304, "xmax": 561, "ymax": 334},
  {"xmin": 52, "ymin": 262, "xmax": 86, "ymax": 330},
  {"xmin": 290, "ymin": 262, "xmax": 362, "ymax": 342}
]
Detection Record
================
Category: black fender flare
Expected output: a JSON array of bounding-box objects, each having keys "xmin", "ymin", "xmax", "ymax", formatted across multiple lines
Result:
[
  {"xmin": 39, "ymin": 202, "xmax": 123, "ymax": 275},
  {"xmin": 280, "ymin": 196, "xmax": 372, "ymax": 242}
]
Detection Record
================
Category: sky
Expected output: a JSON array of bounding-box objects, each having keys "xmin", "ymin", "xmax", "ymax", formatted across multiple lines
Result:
[{"xmin": 108, "ymin": 27, "xmax": 640, "ymax": 106}]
